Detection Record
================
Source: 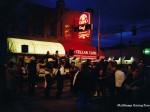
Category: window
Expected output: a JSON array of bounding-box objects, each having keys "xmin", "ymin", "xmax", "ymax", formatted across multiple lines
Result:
[
  {"xmin": 114, "ymin": 57, "xmax": 120, "ymax": 60},
  {"xmin": 48, "ymin": 22, "xmax": 55, "ymax": 37},
  {"xmin": 7, "ymin": 23, "xmax": 17, "ymax": 36},
  {"xmin": 18, "ymin": 18, "xmax": 29, "ymax": 35},
  {"xmin": 33, "ymin": 18, "xmax": 44, "ymax": 36},
  {"xmin": 124, "ymin": 56, "xmax": 131, "ymax": 60}
]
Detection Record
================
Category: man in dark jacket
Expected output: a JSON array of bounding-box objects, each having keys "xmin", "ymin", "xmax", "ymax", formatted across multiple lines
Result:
[{"xmin": 75, "ymin": 62, "xmax": 95, "ymax": 112}]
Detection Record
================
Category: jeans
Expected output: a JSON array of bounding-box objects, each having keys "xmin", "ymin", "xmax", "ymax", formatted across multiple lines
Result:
[{"xmin": 77, "ymin": 90, "xmax": 92, "ymax": 112}]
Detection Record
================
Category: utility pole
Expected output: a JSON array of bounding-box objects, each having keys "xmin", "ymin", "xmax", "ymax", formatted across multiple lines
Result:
[
  {"xmin": 120, "ymin": 25, "xmax": 123, "ymax": 64},
  {"xmin": 97, "ymin": 7, "xmax": 100, "ymax": 59}
]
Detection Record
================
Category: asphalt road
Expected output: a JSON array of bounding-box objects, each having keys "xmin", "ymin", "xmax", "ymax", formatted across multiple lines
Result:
[{"xmin": 0, "ymin": 78, "xmax": 150, "ymax": 112}]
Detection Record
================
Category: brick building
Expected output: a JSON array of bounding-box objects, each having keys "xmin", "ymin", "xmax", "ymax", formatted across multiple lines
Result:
[{"xmin": 6, "ymin": 0, "xmax": 104, "ymax": 63}]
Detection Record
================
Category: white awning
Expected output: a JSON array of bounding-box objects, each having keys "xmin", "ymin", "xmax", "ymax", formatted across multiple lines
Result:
[{"xmin": 7, "ymin": 37, "xmax": 65, "ymax": 55}]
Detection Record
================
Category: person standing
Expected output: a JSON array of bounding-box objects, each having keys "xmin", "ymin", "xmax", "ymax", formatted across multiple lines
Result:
[
  {"xmin": 44, "ymin": 59, "xmax": 54, "ymax": 98},
  {"xmin": 115, "ymin": 64, "xmax": 126, "ymax": 103},
  {"xmin": 56, "ymin": 61, "xmax": 66, "ymax": 98},
  {"xmin": 106, "ymin": 62, "xmax": 116, "ymax": 100},
  {"xmin": 45, "ymin": 51, "xmax": 50, "ymax": 63},
  {"xmin": 27, "ymin": 57, "xmax": 37, "ymax": 96},
  {"xmin": 97, "ymin": 66, "xmax": 107, "ymax": 99},
  {"xmin": 123, "ymin": 67, "xmax": 142, "ymax": 103},
  {"xmin": 95, "ymin": 58, "xmax": 107, "ymax": 99},
  {"xmin": 44, "ymin": 67, "xmax": 53, "ymax": 98},
  {"xmin": 75, "ymin": 62, "xmax": 95, "ymax": 112},
  {"xmin": 5, "ymin": 61, "xmax": 17, "ymax": 101},
  {"xmin": 69, "ymin": 61, "xmax": 78, "ymax": 92},
  {"xmin": 15, "ymin": 62, "xmax": 24, "ymax": 95}
]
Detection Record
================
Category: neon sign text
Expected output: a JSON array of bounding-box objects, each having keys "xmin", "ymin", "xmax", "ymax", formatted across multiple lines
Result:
[
  {"xmin": 79, "ymin": 25, "xmax": 85, "ymax": 30},
  {"xmin": 75, "ymin": 50, "xmax": 97, "ymax": 55},
  {"xmin": 74, "ymin": 12, "xmax": 91, "ymax": 39},
  {"xmin": 78, "ymin": 31, "xmax": 90, "ymax": 39},
  {"xmin": 79, "ymin": 14, "xmax": 88, "ymax": 25}
]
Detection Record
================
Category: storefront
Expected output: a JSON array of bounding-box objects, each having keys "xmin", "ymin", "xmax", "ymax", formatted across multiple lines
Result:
[
  {"xmin": 8, "ymin": 38, "xmax": 65, "ymax": 55},
  {"xmin": 7, "ymin": 37, "xmax": 66, "ymax": 77},
  {"xmin": 61, "ymin": 12, "xmax": 105, "ymax": 62},
  {"xmin": 62, "ymin": 43, "xmax": 104, "ymax": 61},
  {"xmin": 7, "ymin": 37, "xmax": 66, "ymax": 63}
]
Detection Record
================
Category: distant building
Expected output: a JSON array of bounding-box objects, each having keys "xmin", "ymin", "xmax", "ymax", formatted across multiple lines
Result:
[{"xmin": 103, "ymin": 44, "xmax": 150, "ymax": 65}]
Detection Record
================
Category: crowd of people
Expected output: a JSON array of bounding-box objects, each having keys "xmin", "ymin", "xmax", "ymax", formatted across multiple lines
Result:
[
  {"xmin": 92, "ymin": 59, "xmax": 150, "ymax": 104},
  {"xmin": 4, "ymin": 61, "xmax": 24, "ymax": 101},
  {"xmin": 3, "ymin": 55, "xmax": 150, "ymax": 112}
]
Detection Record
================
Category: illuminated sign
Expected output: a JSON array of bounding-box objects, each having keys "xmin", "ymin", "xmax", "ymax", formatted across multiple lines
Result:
[
  {"xmin": 74, "ymin": 12, "xmax": 91, "ymax": 39},
  {"xmin": 75, "ymin": 50, "xmax": 97, "ymax": 55},
  {"xmin": 78, "ymin": 31, "xmax": 90, "ymax": 39},
  {"xmin": 79, "ymin": 13, "xmax": 89, "ymax": 24},
  {"xmin": 64, "ymin": 25, "xmax": 72, "ymax": 38},
  {"xmin": 74, "ymin": 24, "xmax": 92, "ymax": 32},
  {"xmin": 143, "ymin": 48, "xmax": 150, "ymax": 55}
]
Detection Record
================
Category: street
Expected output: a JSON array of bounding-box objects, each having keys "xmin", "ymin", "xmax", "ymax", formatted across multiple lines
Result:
[{"xmin": 0, "ymin": 78, "xmax": 150, "ymax": 112}]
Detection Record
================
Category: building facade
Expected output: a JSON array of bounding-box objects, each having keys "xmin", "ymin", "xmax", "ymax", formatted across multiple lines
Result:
[{"xmin": 6, "ymin": 0, "xmax": 104, "ymax": 63}]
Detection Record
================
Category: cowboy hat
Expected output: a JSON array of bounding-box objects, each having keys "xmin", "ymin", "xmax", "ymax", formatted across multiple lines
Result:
[{"xmin": 48, "ymin": 58, "xmax": 55, "ymax": 62}]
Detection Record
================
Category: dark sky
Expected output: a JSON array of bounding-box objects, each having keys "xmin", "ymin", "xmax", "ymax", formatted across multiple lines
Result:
[{"xmin": 24, "ymin": 0, "xmax": 150, "ymax": 48}]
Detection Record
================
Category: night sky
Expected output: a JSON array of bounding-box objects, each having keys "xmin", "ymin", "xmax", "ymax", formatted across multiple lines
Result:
[{"xmin": 24, "ymin": 0, "xmax": 150, "ymax": 48}]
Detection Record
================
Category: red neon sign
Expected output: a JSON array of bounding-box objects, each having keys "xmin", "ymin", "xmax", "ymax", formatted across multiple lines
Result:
[
  {"xmin": 74, "ymin": 12, "xmax": 91, "ymax": 39},
  {"xmin": 79, "ymin": 13, "xmax": 90, "ymax": 25},
  {"xmin": 75, "ymin": 12, "xmax": 90, "ymax": 26}
]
